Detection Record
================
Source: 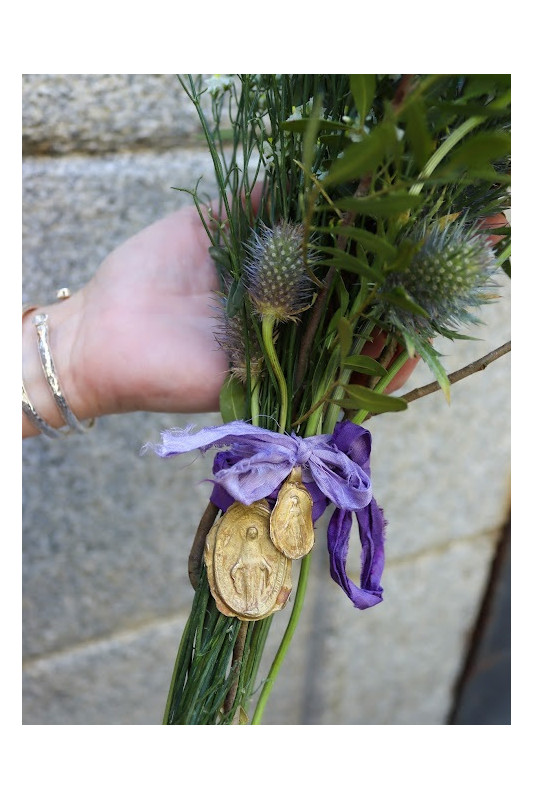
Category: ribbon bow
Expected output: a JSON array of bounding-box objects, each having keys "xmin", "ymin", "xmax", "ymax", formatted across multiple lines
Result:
[{"xmin": 148, "ymin": 419, "xmax": 385, "ymax": 610}]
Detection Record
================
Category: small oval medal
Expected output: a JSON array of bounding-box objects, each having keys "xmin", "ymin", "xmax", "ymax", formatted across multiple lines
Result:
[
  {"xmin": 270, "ymin": 467, "xmax": 314, "ymax": 559},
  {"xmin": 204, "ymin": 500, "xmax": 292, "ymax": 621}
]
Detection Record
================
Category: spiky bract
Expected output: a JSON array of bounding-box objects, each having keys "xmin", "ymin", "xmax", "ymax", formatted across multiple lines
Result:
[
  {"xmin": 382, "ymin": 219, "xmax": 499, "ymax": 340},
  {"xmin": 244, "ymin": 222, "xmax": 314, "ymax": 322},
  {"xmin": 213, "ymin": 296, "xmax": 263, "ymax": 384}
]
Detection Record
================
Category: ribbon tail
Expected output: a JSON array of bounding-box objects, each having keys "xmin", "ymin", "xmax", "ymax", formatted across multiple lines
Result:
[{"xmin": 327, "ymin": 502, "xmax": 385, "ymax": 610}]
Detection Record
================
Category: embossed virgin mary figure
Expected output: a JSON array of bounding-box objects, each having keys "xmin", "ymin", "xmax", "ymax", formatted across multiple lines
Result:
[
  {"xmin": 270, "ymin": 469, "xmax": 314, "ymax": 559},
  {"xmin": 230, "ymin": 526, "xmax": 274, "ymax": 615}
]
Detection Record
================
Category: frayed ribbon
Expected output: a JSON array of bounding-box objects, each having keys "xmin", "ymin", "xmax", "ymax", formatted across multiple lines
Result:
[{"xmin": 146, "ymin": 419, "xmax": 385, "ymax": 609}]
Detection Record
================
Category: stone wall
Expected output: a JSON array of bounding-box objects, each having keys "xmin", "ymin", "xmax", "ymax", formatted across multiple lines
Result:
[{"xmin": 22, "ymin": 74, "xmax": 511, "ymax": 725}]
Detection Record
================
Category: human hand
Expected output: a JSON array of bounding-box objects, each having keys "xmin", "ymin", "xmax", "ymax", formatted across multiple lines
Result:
[
  {"xmin": 22, "ymin": 203, "xmax": 237, "ymax": 438},
  {"xmin": 76, "ymin": 204, "xmax": 230, "ymax": 417}
]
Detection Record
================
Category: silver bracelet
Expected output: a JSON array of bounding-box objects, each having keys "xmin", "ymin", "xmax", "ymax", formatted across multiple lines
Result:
[
  {"xmin": 22, "ymin": 379, "xmax": 69, "ymax": 438},
  {"xmin": 22, "ymin": 290, "xmax": 95, "ymax": 437}
]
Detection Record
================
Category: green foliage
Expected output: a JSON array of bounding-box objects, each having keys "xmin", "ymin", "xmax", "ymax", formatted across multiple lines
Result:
[
  {"xmin": 334, "ymin": 385, "xmax": 408, "ymax": 413},
  {"xmin": 349, "ymin": 74, "xmax": 376, "ymax": 120},
  {"xmin": 219, "ymin": 375, "xmax": 246, "ymax": 423},
  {"xmin": 169, "ymin": 73, "xmax": 511, "ymax": 725}
]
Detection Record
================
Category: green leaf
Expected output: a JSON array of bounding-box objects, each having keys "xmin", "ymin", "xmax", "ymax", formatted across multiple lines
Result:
[
  {"xmin": 350, "ymin": 74, "xmax": 376, "ymax": 121},
  {"xmin": 341, "ymin": 356, "xmax": 388, "ymax": 376},
  {"xmin": 333, "ymin": 385, "xmax": 407, "ymax": 413},
  {"xmin": 379, "ymin": 287, "xmax": 430, "ymax": 318},
  {"xmin": 226, "ymin": 278, "xmax": 246, "ymax": 318},
  {"xmin": 219, "ymin": 375, "xmax": 246, "ymax": 422},
  {"xmin": 313, "ymin": 225, "xmax": 397, "ymax": 259},
  {"xmin": 209, "ymin": 245, "xmax": 232, "ymax": 270},
  {"xmin": 337, "ymin": 317, "xmax": 353, "ymax": 359},
  {"xmin": 416, "ymin": 338, "xmax": 451, "ymax": 403},
  {"xmin": 462, "ymin": 74, "xmax": 511, "ymax": 100},
  {"xmin": 436, "ymin": 101, "xmax": 512, "ymax": 119},
  {"xmin": 318, "ymin": 133, "xmax": 351, "ymax": 147},
  {"xmin": 332, "ymin": 191, "xmax": 424, "ymax": 218},
  {"xmin": 317, "ymin": 247, "xmax": 384, "ymax": 282},
  {"xmin": 302, "ymin": 99, "xmax": 324, "ymax": 184},
  {"xmin": 323, "ymin": 122, "xmax": 396, "ymax": 186},
  {"xmin": 401, "ymin": 99, "xmax": 434, "ymax": 170},
  {"xmin": 335, "ymin": 275, "xmax": 350, "ymax": 317},
  {"xmin": 444, "ymin": 131, "xmax": 511, "ymax": 172},
  {"xmin": 326, "ymin": 307, "xmax": 342, "ymax": 336}
]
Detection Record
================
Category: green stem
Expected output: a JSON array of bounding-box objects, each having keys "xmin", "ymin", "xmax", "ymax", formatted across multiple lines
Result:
[
  {"xmin": 409, "ymin": 115, "xmax": 485, "ymax": 196},
  {"xmin": 251, "ymin": 378, "xmax": 260, "ymax": 426},
  {"xmin": 262, "ymin": 314, "xmax": 288, "ymax": 432},
  {"xmin": 323, "ymin": 318, "xmax": 376, "ymax": 434},
  {"xmin": 251, "ymin": 552, "xmax": 312, "ymax": 724},
  {"xmin": 351, "ymin": 349, "xmax": 411, "ymax": 425},
  {"xmin": 496, "ymin": 242, "xmax": 511, "ymax": 269}
]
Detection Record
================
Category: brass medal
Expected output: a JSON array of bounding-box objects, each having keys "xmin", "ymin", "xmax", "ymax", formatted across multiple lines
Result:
[
  {"xmin": 204, "ymin": 500, "xmax": 292, "ymax": 621},
  {"xmin": 270, "ymin": 466, "xmax": 314, "ymax": 559}
]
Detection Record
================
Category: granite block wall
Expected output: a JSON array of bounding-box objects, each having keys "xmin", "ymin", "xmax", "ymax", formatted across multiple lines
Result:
[{"xmin": 22, "ymin": 74, "xmax": 511, "ymax": 725}]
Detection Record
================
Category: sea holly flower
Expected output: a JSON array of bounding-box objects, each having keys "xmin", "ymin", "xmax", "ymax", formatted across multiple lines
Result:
[
  {"xmin": 244, "ymin": 221, "xmax": 315, "ymax": 322},
  {"xmin": 382, "ymin": 218, "xmax": 499, "ymax": 341},
  {"xmin": 213, "ymin": 295, "xmax": 264, "ymax": 384}
]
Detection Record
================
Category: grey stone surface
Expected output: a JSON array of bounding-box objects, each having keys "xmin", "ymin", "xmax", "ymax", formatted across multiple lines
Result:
[
  {"xmin": 22, "ymin": 615, "xmax": 186, "ymax": 725},
  {"xmin": 281, "ymin": 531, "xmax": 499, "ymax": 725},
  {"xmin": 367, "ymin": 279, "xmax": 511, "ymax": 561},
  {"xmin": 22, "ymin": 74, "xmax": 512, "ymax": 726},
  {"xmin": 22, "ymin": 410, "xmax": 220, "ymax": 659},
  {"xmin": 22, "ymin": 74, "xmax": 203, "ymax": 155},
  {"xmin": 22, "ymin": 529, "xmax": 499, "ymax": 725},
  {"xmin": 22, "ymin": 149, "xmax": 219, "ymax": 302}
]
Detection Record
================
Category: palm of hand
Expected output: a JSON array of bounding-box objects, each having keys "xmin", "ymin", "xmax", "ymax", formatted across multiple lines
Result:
[{"xmin": 78, "ymin": 206, "xmax": 228, "ymax": 416}]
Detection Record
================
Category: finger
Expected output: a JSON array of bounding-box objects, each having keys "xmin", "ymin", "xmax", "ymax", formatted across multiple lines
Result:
[
  {"xmin": 479, "ymin": 212, "xmax": 509, "ymax": 246},
  {"xmin": 354, "ymin": 328, "xmax": 420, "ymax": 394}
]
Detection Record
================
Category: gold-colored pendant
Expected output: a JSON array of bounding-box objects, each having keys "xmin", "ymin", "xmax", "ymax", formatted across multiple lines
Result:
[
  {"xmin": 204, "ymin": 500, "xmax": 292, "ymax": 621},
  {"xmin": 270, "ymin": 466, "xmax": 314, "ymax": 559}
]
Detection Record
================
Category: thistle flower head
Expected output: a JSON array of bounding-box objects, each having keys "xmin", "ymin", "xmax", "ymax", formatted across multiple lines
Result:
[
  {"xmin": 213, "ymin": 294, "xmax": 264, "ymax": 384},
  {"xmin": 382, "ymin": 218, "xmax": 499, "ymax": 339},
  {"xmin": 244, "ymin": 221, "xmax": 314, "ymax": 322}
]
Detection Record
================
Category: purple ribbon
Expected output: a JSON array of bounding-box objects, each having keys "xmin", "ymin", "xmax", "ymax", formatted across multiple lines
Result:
[{"xmin": 148, "ymin": 419, "xmax": 385, "ymax": 609}]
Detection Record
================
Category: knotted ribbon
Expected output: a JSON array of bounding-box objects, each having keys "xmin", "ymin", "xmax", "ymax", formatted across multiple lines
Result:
[{"xmin": 148, "ymin": 419, "xmax": 385, "ymax": 609}]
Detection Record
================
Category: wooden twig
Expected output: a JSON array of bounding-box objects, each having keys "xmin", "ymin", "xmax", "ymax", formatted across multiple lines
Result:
[
  {"xmin": 188, "ymin": 501, "xmax": 219, "ymax": 589},
  {"xmin": 399, "ymin": 341, "xmax": 511, "ymax": 405},
  {"xmin": 223, "ymin": 621, "xmax": 249, "ymax": 720}
]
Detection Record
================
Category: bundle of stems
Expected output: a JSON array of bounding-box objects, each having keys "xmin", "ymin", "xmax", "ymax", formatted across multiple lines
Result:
[{"xmin": 161, "ymin": 74, "xmax": 511, "ymax": 724}]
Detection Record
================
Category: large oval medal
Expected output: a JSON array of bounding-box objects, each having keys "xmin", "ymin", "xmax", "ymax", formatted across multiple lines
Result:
[
  {"xmin": 205, "ymin": 500, "xmax": 292, "ymax": 621},
  {"xmin": 270, "ymin": 467, "xmax": 314, "ymax": 559}
]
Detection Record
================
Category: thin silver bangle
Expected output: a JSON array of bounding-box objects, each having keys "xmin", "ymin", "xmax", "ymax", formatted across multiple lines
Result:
[
  {"xmin": 33, "ymin": 312, "xmax": 94, "ymax": 434},
  {"xmin": 22, "ymin": 379, "xmax": 69, "ymax": 438},
  {"xmin": 22, "ymin": 290, "xmax": 95, "ymax": 438}
]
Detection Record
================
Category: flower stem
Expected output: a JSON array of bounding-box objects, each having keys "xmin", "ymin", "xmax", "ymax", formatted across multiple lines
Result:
[
  {"xmin": 262, "ymin": 314, "xmax": 288, "ymax": 432},
  {"xmin": 251, "ymin": 552, "xmax": 312, "ymax": 724},
  {"xmin": 351, "ymin": 349, "xmax": 411, "ymax": 425},
  {"xmin": 323, "ymin": 318, "xmax": 376, "ymax": 433},
  {"xmin": 251, "ymin": 378, "xmax": 260, "ymax": 426},
  {"xmin": 398, "ymin": 341, "xmax": 510, "ymax": 406},
  {"xmin": 409, "ymin": 115, "xmax": 485, "ymax": 196}
]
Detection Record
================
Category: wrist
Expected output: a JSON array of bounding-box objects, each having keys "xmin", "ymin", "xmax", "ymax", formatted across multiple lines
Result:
[{"xmin": 22, "ymin": 291, "xmax": 97, "ymax": 437}]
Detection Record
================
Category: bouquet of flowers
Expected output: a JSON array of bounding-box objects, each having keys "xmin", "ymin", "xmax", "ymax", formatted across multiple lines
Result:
[{"xmin": 146, "ymin": 74, "xmax": 510, "ymax": 725}]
